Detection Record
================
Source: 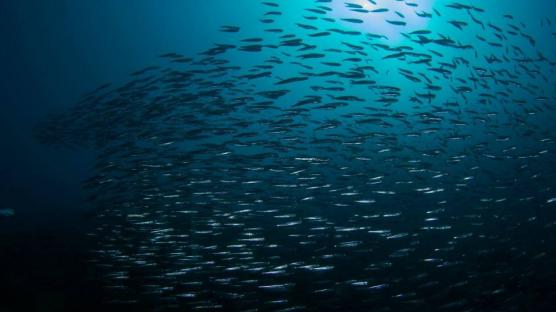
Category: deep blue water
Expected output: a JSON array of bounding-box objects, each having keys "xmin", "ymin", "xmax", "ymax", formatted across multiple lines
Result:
[{"xmin": 2, "ymin": 1, "xmax": 556, "ymax": 311}]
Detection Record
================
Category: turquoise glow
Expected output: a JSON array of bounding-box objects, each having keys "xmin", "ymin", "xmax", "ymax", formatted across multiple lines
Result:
[{"xmin": 330, "ymin": 0, "xmax": 436, "ymax": 42}]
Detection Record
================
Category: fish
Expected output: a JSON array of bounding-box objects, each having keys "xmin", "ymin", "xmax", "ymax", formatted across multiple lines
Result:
[
  {"xmin": 219, "ymin": 25, "xmax": 240, "ymax": 32},
  {"xmin": 341, "ymin": 18, "xmax": 364, "ymax": 24},
  {"xmin": 275, "ymin": 76, "xmax": 309, "ymax": 85},
  {"xmin": 386, "ymin": 20, "xmax": 407, "ymax": 26},
  {"xmin": 448, "ymin": 20, "xmax": 468, "ymax": 30},
  {"xmin": 0, "ymin": 208, "xmax": 14, "ymax": 218}
]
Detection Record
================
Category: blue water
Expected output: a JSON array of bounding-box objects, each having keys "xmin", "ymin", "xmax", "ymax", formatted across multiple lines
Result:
[{"xmin": 2, "ymin": 0, "xmax": 556, "ymax": 311}]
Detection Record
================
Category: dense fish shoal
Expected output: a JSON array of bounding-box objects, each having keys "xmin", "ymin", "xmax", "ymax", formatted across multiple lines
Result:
[{"xmin": 35, "ymin": 0, "xmax": 556, "ymax": 311}]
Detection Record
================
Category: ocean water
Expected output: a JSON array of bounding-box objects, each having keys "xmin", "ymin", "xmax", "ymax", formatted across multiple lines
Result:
[{"xmin": 2, "ymin": 0, "xmax": 556, "ymax": 311}]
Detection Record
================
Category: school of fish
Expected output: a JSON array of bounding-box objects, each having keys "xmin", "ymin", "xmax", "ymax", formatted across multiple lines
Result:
[{"xmin": 35, "ymin": 0, "xmax": 556, "ymax": 311}]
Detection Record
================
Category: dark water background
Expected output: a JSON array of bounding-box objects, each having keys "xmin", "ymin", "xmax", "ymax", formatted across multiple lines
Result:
[
  {"xmin": 1, "ymin": 1, "xmax": 556, "ymax": 311},
  {"xmin": 0, "ymin": 2, "xmax": 243, "ymax": 310}
]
